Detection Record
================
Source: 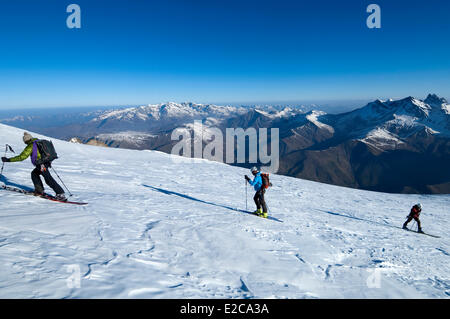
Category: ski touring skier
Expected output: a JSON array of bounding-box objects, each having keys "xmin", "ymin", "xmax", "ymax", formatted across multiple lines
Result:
[
  {"xmin": 245, "ymin": 166, "xmax": 269, "ymax": 218},
  {"xmin": 403, "ymin": 203, "xmax": 423, "ymax": 233},
  {"xmin": 1, "ymin": 132, "xmax": 67, "ymax": 201}
]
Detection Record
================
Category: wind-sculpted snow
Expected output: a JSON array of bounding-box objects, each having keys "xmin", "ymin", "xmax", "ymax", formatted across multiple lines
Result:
[{"xmin": 0, "ymin": 123, "xmax": 449, "ymax": 298}]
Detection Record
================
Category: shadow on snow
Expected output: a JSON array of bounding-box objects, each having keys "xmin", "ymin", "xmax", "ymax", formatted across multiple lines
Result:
[
  {"xmin": 142, "ymin": 184, "xmax": 282, "ymax": 222},
  {"xmin": 0, "ymin": 175, "xmax": 34, "ymax": 192}
]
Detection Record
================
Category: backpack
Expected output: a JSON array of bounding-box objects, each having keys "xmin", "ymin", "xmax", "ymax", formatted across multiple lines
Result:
[
  {"xmin": 261, "ymin": 173, "xmax": 272, "ymax": 189},
  {"xmin": 35, "ymin": 140, "xmax": 58, "ymax": 165}
]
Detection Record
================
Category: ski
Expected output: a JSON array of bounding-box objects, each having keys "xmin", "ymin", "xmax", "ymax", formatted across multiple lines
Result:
[
  {"xmin": 1, "ymin": 184, "xmax": 88, "ymax": 205},
  {"xmin": 39, "ymin": 193, "xmax": 88, "ymax": 205},
  {"xmin": 1, "ymin": 184, "xmax": 32, "ymax": 195},
  {"xmin": 403, "ymin": 228, "xmax": 440, "ymax": 238},
  {"xmin": 239, "ymin": 209, "xmax": 283, "ymax": 223}
]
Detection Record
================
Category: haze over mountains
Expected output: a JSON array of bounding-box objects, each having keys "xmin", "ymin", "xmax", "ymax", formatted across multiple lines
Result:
[{"xmin": 1, "ymin": 94, "xmax": 449, "ymax": 194}]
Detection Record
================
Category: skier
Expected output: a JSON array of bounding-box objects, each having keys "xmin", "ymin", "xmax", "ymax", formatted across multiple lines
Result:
[
  {"xmin": 402, "ymin": 203, "xmax": 423, "ymax": 233},
  {"xmin": 245, "ymin": 166, "xmax": 268, "ymax": 218},
  {"xmin": 1, "ymin": 132, "xmax": 66, "ymax": 201}
]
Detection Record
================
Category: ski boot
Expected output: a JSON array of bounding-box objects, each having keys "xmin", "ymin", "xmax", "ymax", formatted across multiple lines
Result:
[
  {"xmin": 402, "ymin": 224, "xmax": 408, "ymax": 230},
  {"xmin": 55, "ymin": 193, "xmax": 67, "ymax": 202},
  {"xmin": 417, "ymin": 228, "xmax": 424, "ymax": 234},
  {"xmin": 252, "ymin": 209, "xmax": 268, "ymax": 218},
  {"xmin": 253, "ymin": 208, "xmax": 263, "ymax": 216}
]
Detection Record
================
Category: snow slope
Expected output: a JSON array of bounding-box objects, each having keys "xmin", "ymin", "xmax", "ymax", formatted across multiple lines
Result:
[{"xmin": 0, "ymin": 123, "xmax": 449, "ymax": 298}]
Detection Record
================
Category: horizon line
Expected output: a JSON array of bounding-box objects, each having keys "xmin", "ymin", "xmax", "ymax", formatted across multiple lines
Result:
[{"xmin": 0, "ymin": 94, "xmax": 448, "ymax": 111}]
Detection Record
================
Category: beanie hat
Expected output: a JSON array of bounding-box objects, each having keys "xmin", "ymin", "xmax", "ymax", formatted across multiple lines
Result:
[
  {"xmin": 23, "ymin": 132, "xmax": 33, "ymax": 144},
  {"xmin": 250, "ymin": 166, "xmax": 259, "ymax": 173}
]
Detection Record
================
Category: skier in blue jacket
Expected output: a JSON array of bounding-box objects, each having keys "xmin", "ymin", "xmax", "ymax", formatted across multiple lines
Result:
[{"xmin": 245, "ymin": 166, "xmax": 268, "ymax": 218}]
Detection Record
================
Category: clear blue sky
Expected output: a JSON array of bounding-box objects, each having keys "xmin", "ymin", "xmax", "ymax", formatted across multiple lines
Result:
[{"xmin": 0, "ymin": 0, "xmax": 449, "ymax": 109}]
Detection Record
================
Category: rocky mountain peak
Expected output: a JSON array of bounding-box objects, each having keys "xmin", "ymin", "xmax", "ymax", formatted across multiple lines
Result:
[{"xmin": 424, "ymin": 94, "xmax": 448, "ymax": 106}]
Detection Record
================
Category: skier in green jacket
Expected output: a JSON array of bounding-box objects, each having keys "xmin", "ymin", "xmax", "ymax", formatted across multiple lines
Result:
[{"xmin": 1, "ymin": 132, "xmax": 66, "ymax": 200}]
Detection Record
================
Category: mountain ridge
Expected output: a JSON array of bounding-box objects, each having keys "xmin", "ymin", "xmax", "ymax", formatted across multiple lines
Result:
[{"xmin": 1, "ymin": 94, "xmax": 449, "ymax": 194}]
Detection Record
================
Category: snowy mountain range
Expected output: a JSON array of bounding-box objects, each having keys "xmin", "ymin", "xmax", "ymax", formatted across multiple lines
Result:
[
  {"xmin": 0, "ymin": 102, "xmax": 307, "ymax": 141},
  {"xmin": 90, "ymin": 94, "xmax": 450, "ymax": 194},
  {"xmin": 0, "ymin": 123, "xmax": 449, "ymax": 298},
  {"xmin": 1, "ymin": 95, "xmax": 449, "ymax": 194},
  {"xmin": 276, "ymin": 94, "xmax": 450, "ymax": 194}
]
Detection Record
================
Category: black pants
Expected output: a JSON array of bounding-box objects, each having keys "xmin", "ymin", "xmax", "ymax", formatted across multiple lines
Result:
[
  {"xmin": 403, "ymin": 215, "xmax": 421, "ymax": 230},
  {"xmin": 31, "ymin": 163, "xmax": 64, "ymax": 195},
  {"xmin": 253, "ymin": 188, "xmax": 267, "ymax": 213}
]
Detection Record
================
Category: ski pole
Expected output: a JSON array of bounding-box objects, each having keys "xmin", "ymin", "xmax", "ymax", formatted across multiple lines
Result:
[
  {"xmin": 0, "ymin": 145, "xmax": 7, "ymax": 185},
  {"xmin": 245, "ymin": 179, "xmax": 248, "ymax": 211},
  {"xmin": 0, "ymin": 144, "xmax": 13, "ymax": 186},
  {"xmin": 51, "ymin": 166, "xmax": 73, "ymax": 197}
]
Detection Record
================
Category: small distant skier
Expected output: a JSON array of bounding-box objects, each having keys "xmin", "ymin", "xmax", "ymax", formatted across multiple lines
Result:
[
  {"xmin": 245, "ymin": 166, "xmax": 268, "ymax": 218},
  {"xmin": 402, "ymin": 203, "xmax": 423, "ymax": 233},
  {"xmin": 1, "ymin": 132, "xmax": 66, "ymax": 201}
]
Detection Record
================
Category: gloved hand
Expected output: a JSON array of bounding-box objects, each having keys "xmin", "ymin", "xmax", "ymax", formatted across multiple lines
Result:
[
  {"xmin": 245, "ymin": 175, "xmax": 250, "ymax": 182},
  {"xmin": 1, "ymin": 157, "xmax": 9, "ymax": 162}
]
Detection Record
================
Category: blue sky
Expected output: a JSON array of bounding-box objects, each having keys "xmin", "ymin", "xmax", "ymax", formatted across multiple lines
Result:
[{"xmin": 0, "ymin": 0, "xmax": 449, "ymax": 109}]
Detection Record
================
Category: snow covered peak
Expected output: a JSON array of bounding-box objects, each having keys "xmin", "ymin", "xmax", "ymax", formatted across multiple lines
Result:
[
  {"xmin": 69, "ymin": 137, "xmax": 82, "ymax": 144},
  {"xmin": 424, "ymin": 94, "xmax": 448, "ymax": 106},
  {"xmin": 358, "ymin": 96, "xmax": 432, "ymax": 119},
  {"xmin": 331, "ymin": 95, "xmax": 450, "ymax": 142},
  {"xmin": 397, "ymin": 96, "xmax": 431, "ymax": 117},
  {"xmin": 93, "ymin": 102, "xmax": 247, "ymax": 124},
  {"xmin": 251, "ymin": 106, "xmax": 306, "ymax": 119},
  {"xmin": 253, "ymin": 108, "xmax": 270, "ymax": 117},
  {"xmin": 307, "ymin": 110, "xmax": 327, "ymax": 117},
  {"xmin": 305, "ymin": 110, "xmax": 334, "ymax": 133}
]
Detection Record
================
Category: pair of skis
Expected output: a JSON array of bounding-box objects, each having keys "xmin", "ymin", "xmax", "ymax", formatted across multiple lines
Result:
[
  {"xmin": 1, "ymin": 184, "xmax": 87, "ymax": 205},
  {"xmin": 240, "ymin": 209, "xmax": 283, "ymax": 223},
  {"xmin": 403, "ymin": 227, "xmax": 440, "ymax": 238}
]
